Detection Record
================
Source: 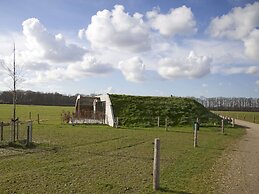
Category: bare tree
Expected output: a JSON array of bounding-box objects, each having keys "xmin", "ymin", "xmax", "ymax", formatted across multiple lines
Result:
[{"xmin": 0, "ymin": 43, "xmax": 20, "ymax": 142}]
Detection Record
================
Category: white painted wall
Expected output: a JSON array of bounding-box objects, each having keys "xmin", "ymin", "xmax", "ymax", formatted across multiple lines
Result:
[{"xmin": 99, "ymin": 94, "xmax": 115, "ymax": 127}]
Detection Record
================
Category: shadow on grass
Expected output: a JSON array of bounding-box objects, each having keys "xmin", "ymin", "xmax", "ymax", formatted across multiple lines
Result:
[
  {"xmin": 159, "ymin": 187, "xmax": 192, "ymax": 194},
  {"xmin": 0, "ymin": 140, "xmax": 37, "ymax": 149},
  {"xmin": 196, "ymin": 145, "xmax": 225, "ymax": 151}
]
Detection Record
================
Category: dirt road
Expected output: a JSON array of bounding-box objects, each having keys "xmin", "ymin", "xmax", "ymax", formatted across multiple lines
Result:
[{"xmin": 218, "ymin": 120, "xmax": 259, "ymax": 194}]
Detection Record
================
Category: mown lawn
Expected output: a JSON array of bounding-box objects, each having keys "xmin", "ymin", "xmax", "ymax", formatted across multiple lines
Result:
[
  {"xmin": 0, "ymin": 104, "xmax": 245, "ymax": 193},
  {"xmin": 214, "ymin": 111, "xmax": 259, "ymax": 124}
]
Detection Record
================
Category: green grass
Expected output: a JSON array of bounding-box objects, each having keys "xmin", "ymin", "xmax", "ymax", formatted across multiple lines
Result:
[
  {"xmin": 110, "ymin": 94, "xmax": 220, "ymax": 127},
  {"xmin": 0, "ymin": 104, "xmax": 245, "ymax": 193},
  {"xmin": 0, "ymin": 104, "xmax": 73, "ymax": 124},
  {"xmin": 214, "ymin": 111, "xmax": 259, "ymax": 124}
]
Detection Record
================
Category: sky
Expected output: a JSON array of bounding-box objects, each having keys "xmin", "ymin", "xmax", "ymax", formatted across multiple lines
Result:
[{"xmin": 0, "ymin": 0, "xmax": 259, "ymax": 97}]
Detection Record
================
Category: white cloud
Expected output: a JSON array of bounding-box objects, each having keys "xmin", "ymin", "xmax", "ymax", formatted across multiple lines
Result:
[
  {"xmin": 22, "ymin": 18, "xmax": 86, "ymax": 63},
  {"xmin": 147, "ymin": 6, "xmax": 197, "ymax": 37},
  {"xmin": 97, "ymin": 86, "xmax": 116, "ymax": 94},
  {"xmin": 23, "ymin": 62, "xmax": 51, "ymax": 71},
  {"xmin": 208, "ymin": 2, "xmax": 259, "ymax": 40},
  {"xmin": 212, "ymin": 65, "xmax": 259, "ymax": 75},
  {"xmin": 208, "ymin": 2, "xmax": 259, "ymax": 62},
  {"xmin": 78, "ymin": 28, "xmax": 85, "ymax": 40},
  {"xmin": 244, "ymin": 29, "xmax": 259, "ymax": 61},
  {"xmin": 119, "ymin": 56, "xmax": 145, "ymax": 82},
  {"xmin": 67, "ymin": 55, "xmax": 114, "ymax": 77},
  {"xmin": 27, "ymin": 55, "xmax": 114, "ymax": 84},
  {"xmin": 0, "ymin": 60, "xmax": 4, "ymax": 76},
  {"xmin": 85, "ymin": 5, "xmax": 150, "ymax": 52},
  {"xmin": 158, "ymin": 51, "xmax": 211, "ymax": 79},
  {"xmin": 186, "ymin": 39, "xmax": 247, "ymax": 65}
]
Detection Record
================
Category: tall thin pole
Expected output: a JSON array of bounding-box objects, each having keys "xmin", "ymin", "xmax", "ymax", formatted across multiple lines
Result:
[
  {"xmin": 13, "ymin": 43, "xmax": 16, "ymax": 122},
  {"xmin": 12, "ymin": 43, "xmax": 16, "ymax": 142}
]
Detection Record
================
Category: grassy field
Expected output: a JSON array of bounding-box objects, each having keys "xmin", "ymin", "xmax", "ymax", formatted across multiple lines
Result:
[
  {"xmin": 0, "ymin": 104, "xmax": 245, "ymax": 193},
  {"xmin": 0, "ymin": 104, "xmax": 73, "ymax": 124},
  {"xmin": 214, "ymin": 111, "xmax": 259, "ymax": 124}
]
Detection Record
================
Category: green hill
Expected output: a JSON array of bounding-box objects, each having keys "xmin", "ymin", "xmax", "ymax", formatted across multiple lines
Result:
[{"xmin": 110, "ymin": 94, "xmax": 220, "ymax": 127}]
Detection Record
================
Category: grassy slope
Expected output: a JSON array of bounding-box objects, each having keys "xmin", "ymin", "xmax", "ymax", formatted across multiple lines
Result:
[
  {"xmin": 0, "ymin": 104, "xmax": 245, "ymax": 193},
  {"xmin": 214, "ymin": 111, "xmax": 259, "ymax": 124},
  {"xmin": 110, "ymin": 94, "xmax": 220, "ymax": 127}
]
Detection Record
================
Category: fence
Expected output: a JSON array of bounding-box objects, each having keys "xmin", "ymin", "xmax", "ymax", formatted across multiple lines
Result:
[
  {"xmin": 0, "ymin": 120, "xmax": 32, "ymax": 146},
  {"xmin": 61, "ymin": 111, "xmax": 106, "ymax": 125},
  {"xmin": 112, "ymin": 114, "xmax": 222, "ymax": 128}
]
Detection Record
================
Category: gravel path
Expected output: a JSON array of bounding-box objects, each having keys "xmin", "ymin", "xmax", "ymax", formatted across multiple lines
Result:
[{"xmin": 218, "ymin": 120, "xmax": 259, "ymax": 194}]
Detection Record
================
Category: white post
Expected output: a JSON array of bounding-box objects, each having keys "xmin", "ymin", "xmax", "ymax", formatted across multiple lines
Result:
[
  {"xmin": 221, "ymin": 119, "xmax": 224, "ymax": 134},
  {"xmin": 157, "ymin": 116, "xmax": 160, "ymax": 127},
  {"xmin": 153, "ymin": 138, "xmax": 160, "ymax": 191},
  {"xmin": 194, "ymin": 123, "xmax": 198, "ymax": 148},
  {"xmin": 93, "ymin": 99, "xmax": 97, "ymax": 120},
  {"xmin": 232, "ymin": 118, "xmax": 235, "ymax": 127},
  {"xmin": 116, "ymin": 117, "xmax": 119, "ymax": 128}
]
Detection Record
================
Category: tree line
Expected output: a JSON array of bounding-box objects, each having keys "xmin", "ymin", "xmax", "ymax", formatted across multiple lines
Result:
[
  {"xmin": 0, "ymin": 90, "xmax": 77, "ymax": 106},
  {"xmin": 195, "ymin": 97, "xmax": 259, "ymax": 111},
  {"xmin": 1, "ymin": 90, "xmax": 259, "ymax": 111}
]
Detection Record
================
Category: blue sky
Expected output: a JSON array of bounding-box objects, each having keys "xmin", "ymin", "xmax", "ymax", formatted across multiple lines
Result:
[{"xmin": 0, "ymin": 0, "xmax": 258, "ymax": 97}]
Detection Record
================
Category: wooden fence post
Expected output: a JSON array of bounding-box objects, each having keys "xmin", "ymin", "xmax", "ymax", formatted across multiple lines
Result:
[
  {"xmin": 10, "ymin": 120, "xmax": 15, "ymax": 143},
  {"xmin": 60, "ymin": 113, "xmax": 63, "ymax": 124},
  {"xmin": 194, "ymin": 123, "xmax": 198, "ymax": 148},
  {"xmin": 253, "ymin": 115, "xmax": 256, "ymax": 123},
  {"xmin": 37, "ymin": 114, "xmax": 40, "ymax": 124},
  {"xmin": 26, "ymin": 125, "xmax": 30, "ymax": 146},
  {"xmin": 157, "ymin": 116, "xmax": 160, "ymax": 127},
  {"xmin": 27, "ymin": 121, "xmax": 32, "ymax": 146},
  {"xmin": 29, "ymin": 121, "xmax": 32, "ymax": 143},
  {"xmin": 16, "ymin": 118, "xmax": 19, "ymax": 140},
  {"xmin": 165, "ymin": 118, "xmax": 168, "ymax": 131},
  {"xmin": 153, "ymin": 138, "xmax": 160, "ymax": 191},
  {"xmin": 0, "ymin": 122, "xmax": 3, "ymax": 141},
  {"xmin": 221, "ymin": 119, "xmax": 224, "ymax": 134}
]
